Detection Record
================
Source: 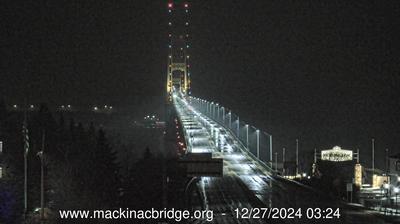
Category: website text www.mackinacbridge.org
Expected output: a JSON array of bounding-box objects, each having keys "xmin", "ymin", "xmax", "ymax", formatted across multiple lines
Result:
[{"xmin": 59, "ymin": 208, "xmax": 214, "ymax": 222}]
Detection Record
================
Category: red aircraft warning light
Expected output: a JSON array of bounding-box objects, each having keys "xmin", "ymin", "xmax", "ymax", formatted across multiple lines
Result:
[
  {"xmin": 184, "ymin": 3, "xmax": 189, "ymax": 8},
  {"xmin": 168, "ymin": 3, "xmax": 173, "ymax": 8}
]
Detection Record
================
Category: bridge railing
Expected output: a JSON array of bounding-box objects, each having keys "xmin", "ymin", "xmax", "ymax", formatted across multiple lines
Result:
[{"xmin": 188, "ymin": 96, "xmax": 273, "ymax": 171}]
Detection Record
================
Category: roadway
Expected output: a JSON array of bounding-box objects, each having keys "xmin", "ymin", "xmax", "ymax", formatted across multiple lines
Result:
[{"xmin": 173, "ymin": 93, "xmax": 390, "ymax": 224}]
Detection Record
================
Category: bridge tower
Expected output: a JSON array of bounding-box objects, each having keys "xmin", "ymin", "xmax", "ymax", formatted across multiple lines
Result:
[{"xmin": 166, "ymin": 1, "xmax": 191, "ymax": 101}]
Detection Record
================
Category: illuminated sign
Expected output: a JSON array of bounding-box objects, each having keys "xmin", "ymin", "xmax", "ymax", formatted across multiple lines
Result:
[
  {"xmin": 321, "ymin": 146, "xmax": 353, "ymax": 162},
  {"xmin": 354, "ymin": 164, "xmax": 362, "ymax": 187},
  {"xmin": 373, "ymin": 174, "xmax": 389, "ymax": 189}
]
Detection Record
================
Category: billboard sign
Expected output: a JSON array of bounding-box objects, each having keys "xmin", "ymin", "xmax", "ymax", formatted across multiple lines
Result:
[
  {"xmin": 321, "ymin": 146, "xmax": 353, "ymax": 162},
  {"xmin": 179, "ymin": 153, "xmax": 223, "ymax": 177}
]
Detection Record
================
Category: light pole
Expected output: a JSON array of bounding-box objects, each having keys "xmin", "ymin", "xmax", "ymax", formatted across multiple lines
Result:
[
  {"xmin": 245, "ymin": 124, "xmax": 249, "ymax": 150},
  {"xmin": 200, "ymin": 99, "xmax": 202, "ymax": 112},
  {"xmin": 269, "ymin": 135, "xmax": 273, "ymax": 165},
  {"xmin": 208, "ymin": 101, "xmax": 211, "ymax": 117},
  {"xmin": 385, "ymin": 148, "xmax": 389, "ymax": 175},
  {"xmin": 256, "ymin": 130, "xmax": 260, "ymax": 159},
  {"xmin": 372, "ymin": 138, "xmax": 375, "ymax": 174},
  {"xmin": 296, "ymin": 138, "xmax": 299, "ymax": 176},
  {"xmin": 282, "ymin": 147, "xmax": 286, "ymax": 175},
  {"xmin": 228, "ymin": 112, "xmax": 232, "ymax": 129},
  {"xmin": 38, "ymin": 131, "xmax": 45, "ymax": 221},
  {"xmin": 211, "ymin": 102, "xmax": 214, "ymax": 119},
  {"xmin": 394, "ymin": 187, "xmax": 399, "ymax": 214},
  {"xmin": 236, "ymin": 116, "xmax": 240, "ymax": 137},
  {"xmin": 222, "ymin": 107, "xmax": 225, "ymax": 125},
  {"xmin": 216, "ymin": 103, "xmax": 219, "ymax": 121},
  {"xmin": 0, "ymin": 141, "xmax": 3, "ymax": 179},
  {"xmin": 22, "ymin": 113, "xmax": 29, "ymax": 218}
]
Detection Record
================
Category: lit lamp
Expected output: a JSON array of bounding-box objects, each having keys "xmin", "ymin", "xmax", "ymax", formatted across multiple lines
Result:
[{"xmin": 384, "ymin": 183, "xmax": 390, "ymax": 190}]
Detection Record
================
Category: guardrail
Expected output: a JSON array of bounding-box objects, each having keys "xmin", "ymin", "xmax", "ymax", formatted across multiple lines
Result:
[{"xmin": 184, "ymin": 94, "xmax": 276, "ymax": 174}]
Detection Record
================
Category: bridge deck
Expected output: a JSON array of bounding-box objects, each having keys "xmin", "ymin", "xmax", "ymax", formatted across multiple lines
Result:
[{"xmin": 173, "ymin": 94, "xmax": 387, "ymax": 224}]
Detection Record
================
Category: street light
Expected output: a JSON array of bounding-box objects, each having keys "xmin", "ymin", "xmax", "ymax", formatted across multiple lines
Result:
[
  {"xmin": 212, "ymin": 102, "xmax": 216, "ymax": 120},
  {"xmin": 256, "ymin": 130, "xmax": 260, "ymax": 159},
  {"xmin": 245, "ymin": 124, "xmax": 249, "ymax": 150},
  {"xmin": 216, "ymin": 103, "xmax": 219, "ymax": 121},
  {"xmin": 384, "ymin": 183, "xmax": 390, "ymax": 190},
  {"xmin": 236, "ymin": 116, "xmax": 240, "ymax": 137},
  {"xmin": 228, "ymin": 112, "xmax": 232, "ymax": 129},
  {"xmin": 36, "ymin": 132, "xmax": 45, "ymax": 221},
  {"xmin": 209, "ymin": 102, "xmax": 213, "ymax": 118},
  {"xmin": 394, "ymin": 187, "xmax": 399, "ymax": 214},
  {"xmin": 282, "ymin": 147, "xmax": 286, "ymax": 176},
  {"xmin": 296, "ymin": 138, "xmax": 299, "ymax": 176},
  {"xmin": 221, "ymin": 107, "xmax": 225, "ymax": 125},
  {"xmin": 372, "ymin": 138, "xmax": 375, "ymax": 174}
]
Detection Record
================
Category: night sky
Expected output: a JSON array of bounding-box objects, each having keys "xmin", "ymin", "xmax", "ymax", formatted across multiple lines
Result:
[{"xmin": 1, "ymin": 1, "xmax": 399, "ymax": 167}]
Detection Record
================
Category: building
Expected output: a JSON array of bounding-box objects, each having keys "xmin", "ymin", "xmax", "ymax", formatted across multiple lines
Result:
[{"xmin": 389, "ymin": 153, "xmax": 400, "ymax": 186}]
